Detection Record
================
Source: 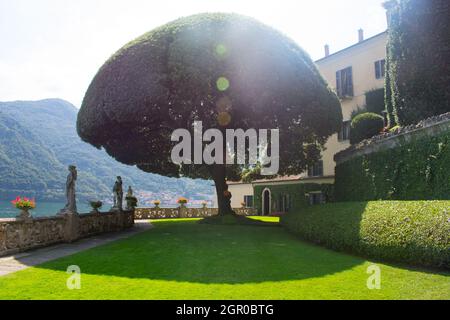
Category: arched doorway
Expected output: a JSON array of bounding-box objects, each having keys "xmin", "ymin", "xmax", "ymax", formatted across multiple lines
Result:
[{"xmin": 262, "ymin": 188, "xmax": 271, "ymax": 216}]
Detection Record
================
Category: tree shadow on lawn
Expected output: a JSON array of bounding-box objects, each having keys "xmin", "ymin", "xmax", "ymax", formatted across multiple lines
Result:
[{"xmin": 31, "ymin": 219, "xmax": 368, "ymax": 284}]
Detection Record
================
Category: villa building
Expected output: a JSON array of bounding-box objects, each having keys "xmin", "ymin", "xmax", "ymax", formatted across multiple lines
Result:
[{"xmin": 229, "ymin": 29, "xmax": 388, "ymax": 215}]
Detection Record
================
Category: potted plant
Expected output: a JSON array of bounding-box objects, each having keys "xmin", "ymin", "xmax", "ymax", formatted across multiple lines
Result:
[
  {"xmin": 152, "ymin": 200, "xmax": 161, "ymax": 208},
  {"xmin": 201, "ymin": 201, "xmax": 208, "ymax": 209},
  {"xmin": 11, "ymin": 196, "xmax": 36, "ymax": 219},
  {"xmin": 89, "ymin": 200, "xmax": 103, "ymax": 214},
  {"xmin": 126, "ymin": 195, "xmax": 138, "ymax": 210},
  {"xmin": 177, "ymin": 197, "xmax": 188, "ymax": 208}
]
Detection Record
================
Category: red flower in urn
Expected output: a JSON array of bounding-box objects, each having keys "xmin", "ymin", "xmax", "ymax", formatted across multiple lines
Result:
[
  {"xmin": 11, "ymin": 196, "xmax": 36, "ymax": 219},
  {"xmin": 11, "ymin": 196, "xmax": 36, "ymax": 210}
]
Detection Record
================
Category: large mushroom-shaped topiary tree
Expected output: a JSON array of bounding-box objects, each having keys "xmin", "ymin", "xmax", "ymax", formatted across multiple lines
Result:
[{"xmin": 77, "ymin": 13, "xmax": 342, "ymax": 217}]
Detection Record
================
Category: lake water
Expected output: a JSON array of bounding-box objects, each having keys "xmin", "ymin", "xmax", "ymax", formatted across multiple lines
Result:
[
  {"xmin": 0, "ymin": 201, "xmax": 213, "ymax": 218},
  {"xmin": 0, "ymin": 201, "xmax": 92, "ymax": 218}
]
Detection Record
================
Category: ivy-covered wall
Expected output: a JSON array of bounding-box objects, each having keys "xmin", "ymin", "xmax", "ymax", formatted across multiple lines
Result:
[
  {"xmin": 385, "ymin": 0, "xmax": 450, "ymax": 126},
  {"xmin": 253, "ymin": 183, "xmax": 334, "ymax": 214},
  {"xmin": 335, "ymin": 130, "xmax": 450, "ymax": 201}
]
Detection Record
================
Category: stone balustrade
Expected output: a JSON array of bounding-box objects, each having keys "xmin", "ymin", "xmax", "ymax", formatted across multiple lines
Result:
[
  {"xmin": 0, "ymin": 210, "xmax": 134, "ymax": 257},
  {"xmin": 134, "ymin": 207, "xmax": 258, "ymax": 220}
]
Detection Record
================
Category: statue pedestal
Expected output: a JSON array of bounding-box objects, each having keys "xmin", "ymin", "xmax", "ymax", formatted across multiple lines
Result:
[
  {"xmin": 110, "ymin": 207, "xmax": 122, "ymax": 213},
  {"xmin": 179, "ymin": 206, "xmax": 187, "ymax": 218},
  {"xmin": 62, "ymin": 211, "xmax": 80, "ymax": 243},
  {"xmin": 58, "ymin": 209, "xmax": 78, "ymax": 217}
]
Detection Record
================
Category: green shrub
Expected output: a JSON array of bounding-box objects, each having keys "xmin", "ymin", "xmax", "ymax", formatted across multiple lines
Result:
[
  {"xmin": 350, "ymin": 106, "xmax": 367, "ymax": 121},
  {"xmin": 350, "ymin": 113, "xmax": 385, "ymax": 144},
  {"xmin": 365, "ymin": 88, "xmax": 385, "ymax": 115},
  {"xmin": 281, "ymin": 201, "xmax": 450, "ymax": 269},
  {"xmin": 335, "ymin": 130, "xmax": 450, "ymax": 201}
]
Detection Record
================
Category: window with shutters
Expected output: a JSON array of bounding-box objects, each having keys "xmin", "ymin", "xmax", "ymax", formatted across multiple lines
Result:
[
  {"xmin": 338, "ymin": 121, "xmax": 351, "ymax": 142},
  {"xmin": 308, "ymin": 192, "xmax": 325, "ymax": 205},
  {"xmin": 336, "ymin": 67, "xmax": 354, "ymax": 98},
  {"xmin": 375, "ymin": 59, "xmax": 386, "ymax": 79},
  {"xmin": 277, "ymin": 194, "xmax": 291, "ymax": 213},
  {"xmin": 243, "ymin": 195, "xmax": 254, "ymax": 208},
  {"xmin": 308, "ymin": 160, "xmax": 324, "ymax": 177}
]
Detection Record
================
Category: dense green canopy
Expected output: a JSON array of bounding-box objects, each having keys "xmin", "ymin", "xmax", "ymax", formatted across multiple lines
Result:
[
  {"xmin": 77, "ymin": 13, "xmax": 342, "ymax": 214},
  {"xmin": 385, "ymin": 0, "xmax": 450, "ymax": 126}
]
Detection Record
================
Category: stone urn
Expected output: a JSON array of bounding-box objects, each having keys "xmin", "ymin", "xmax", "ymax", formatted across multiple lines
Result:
[
  {"xmin": 177, "ymin": 197, "xmax": 188, "ymax": 209},
  {"xmin": 90, "ymin": 208, "xmax": 101, "ymax": 215},
  {"xmin": 152, "ymin": 201, "xmax": 161, "ymax": 209},
  {"xmin": 126, "ymin": 196, "xmax": 138, "ymax": 211},
  {"xmin": 17, "ymin": 209, "xmax": 32, "ymax": 220},
  {"xmin": 89, "ymin": 201, "xmax": 103, "ymax": 215}
]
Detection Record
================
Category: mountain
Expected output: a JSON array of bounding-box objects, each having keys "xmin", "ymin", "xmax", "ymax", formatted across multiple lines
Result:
[{"xmin": 0, "ymin": 99, "xmax": 214, "ymax": 205}]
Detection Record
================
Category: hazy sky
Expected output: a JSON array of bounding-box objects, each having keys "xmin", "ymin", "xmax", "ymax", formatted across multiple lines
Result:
[{"xmin": 0, "ymin": 0, "xmax": 387, "ymax": 107}]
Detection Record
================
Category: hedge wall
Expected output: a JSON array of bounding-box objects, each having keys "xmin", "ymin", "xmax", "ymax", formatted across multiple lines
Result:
[
  {"xmin": 253, "ymin": 183, "xmax": 334, "ymax": 214},
  {"xmin": 281, "ymin": 201, "xmax": 450, "ymax": 269},
  {"xmin": 385, "ymin": 0, "xmax": 450, "ymax": 126},
  {"xmin": 335, "ymin": 130, "xmax": 450, "ymax": 202},
  {"xmin": 365, "ymin": 88, "xmax": 385, "ymax": 115}
]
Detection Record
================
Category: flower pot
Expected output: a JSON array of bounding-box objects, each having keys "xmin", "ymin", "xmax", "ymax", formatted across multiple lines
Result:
[{"xmin": 17, "ymin": 209, "xmax": 31, "ymax": 220}]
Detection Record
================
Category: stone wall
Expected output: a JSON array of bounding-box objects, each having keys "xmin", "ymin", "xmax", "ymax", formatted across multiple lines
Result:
[
  {"xmin": 335, "ymin": 113, "xmax": 450, "ymax": 164},
  {"xmin": 0, "ymin": 211, "xmax": 134, "ymax": 257},
  {"xmin": 134, "ymin": 207, "xmax": 258, "ymax": 220}
]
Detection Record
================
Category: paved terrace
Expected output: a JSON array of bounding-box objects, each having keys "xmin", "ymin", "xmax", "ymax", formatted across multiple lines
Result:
[{"xmin": 0, "ymin": 221, "xmax": 153, "ymax": 277}]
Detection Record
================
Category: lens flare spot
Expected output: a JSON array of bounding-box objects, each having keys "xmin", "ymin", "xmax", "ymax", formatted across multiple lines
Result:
[
  {"xmin": 215, "ymin": 44, "xmax": 228, "ymax": 58},
  {"xmin": 217, "ymin": 112, "xmax": 232, "ymax": 127},
  {"xmin": 216, "ymin": 96, "xmax": 233, "ymax": 112},
  {"xmin": 217, "ymin": 77, "xmax": 230, "ymax": 92}
]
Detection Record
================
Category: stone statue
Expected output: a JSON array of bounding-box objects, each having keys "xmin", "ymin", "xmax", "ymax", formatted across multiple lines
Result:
[
  {"xmin": 125, "ymin": 186, "xmax": 138, "ymax": 210},
  {"xmin": 61, "ymin": 165, "xmax": 77, "ymax": 214},
  {"xmin": 113, "ymin": 176, "xmax": 123, "ymax": 211},
  {"xmin": 127, "ymin": 186, "xmax": 133, "ymax": 198}
]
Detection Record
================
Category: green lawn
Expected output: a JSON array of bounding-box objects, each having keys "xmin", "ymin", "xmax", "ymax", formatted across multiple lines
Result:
[{"xmin": 0, "ymin": 218, "xmax": 448, "ymax": 300}]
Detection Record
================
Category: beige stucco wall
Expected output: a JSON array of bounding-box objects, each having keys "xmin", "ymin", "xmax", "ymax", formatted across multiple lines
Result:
[
  {"xmin": 222, "ymin": 33, "xmax": 388, "ymax": 204},
  {"xmin": 228, "ymin": 183, "xmax": 254, "ymax": 208},
  {"xmin": 314, "ymin": 32, "xmax": 388, "ymax": 177}
]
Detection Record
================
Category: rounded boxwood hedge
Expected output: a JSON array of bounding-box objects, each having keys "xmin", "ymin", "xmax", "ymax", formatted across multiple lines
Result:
[
  {"xmin": 350, "ymin": 112, "xmax": 385, "ymax": 145},
  {"xmin": 281, "ymin": 201, "xmax": 450, "ymax": 269}
]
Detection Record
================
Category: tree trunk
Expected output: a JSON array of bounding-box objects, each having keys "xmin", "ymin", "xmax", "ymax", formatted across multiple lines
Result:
[{"xmin": 211, "ymin": 165, "xmax": 235, "ymax": 216}]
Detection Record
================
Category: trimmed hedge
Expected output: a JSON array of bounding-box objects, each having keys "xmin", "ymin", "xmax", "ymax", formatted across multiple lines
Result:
[
  {"xmin": 281, "ymin": 201, "xmax": 450, "ymax": 269},
  {"xmin": 350, "ymin": 113, "xmax": 384, "ymax": 145},
  {"xmin": 336, "ymin": 130, "xmax": 450, "ymax": 201},
  {"xmin": 77, "ymin": 12, "xmax": 342, "ymax": 181}
]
